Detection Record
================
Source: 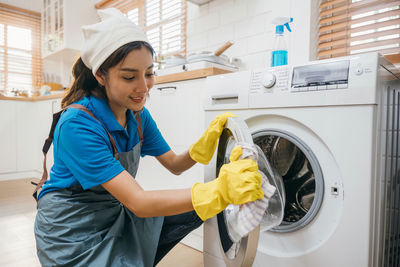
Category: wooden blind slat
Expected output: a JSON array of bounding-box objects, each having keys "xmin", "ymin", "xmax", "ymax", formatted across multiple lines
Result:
[
  {"xmin": 318, "ymin": 38, "xmax": 347, "ymax": 49},
  {"xmin": 320, "ymin": 0, "xmax": 349, "ymax": 9},
  {"xmin": 318, "ymin": 40, "xmax": 400, "ymax": 57},
  {"xmin": 318, "ymin": 30, "xmax": 348, "ymax": 42},
  {"xmin": 320, "ymin": 3, "xmax": 349, "ymax": 17},
  {"xmin": 349, "ymin": 0, "xmax": 399, "ymax": 17},
  {"xmin": 352, "ymin": 47, "xmax": 400, "ymax": 57},
  {"xmin": 318, "ymin": 17, "xmax": 400, "ymax": 42},
  {"xmin": 320, "ymin": 0, "xmax": 397, "ymax": 17},
  {"xmin": 319, "ymin": 13, "xmax": 348, "ymax": 25},
  {"xmin": 350, "ymin": 17, "xmax": 400, "ymax": 35},
  {"xmin": 350, "ymin": 37, "xmax": 400, "ymax": 51},
  {"xmin": 319, "ymin": 21, "xmax": 348, "ymax": 33},
  {"xmin": 319, "ymin": 8, "xmax": 399, "ymax": 27},
  {"xmin": 319, "ymin": 15, "xmax": 400, "ymax": 34}
]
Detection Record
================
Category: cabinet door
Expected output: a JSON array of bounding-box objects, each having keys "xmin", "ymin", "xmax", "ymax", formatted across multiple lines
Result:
[
  {"xmin": 136, "ymin": 79, "xmax": 205, "ymax": 190},
  {"xmin": 17, "ymin": 99, "xmax": 62, "ymax": 174},
  {"xmin": 16, "ymin": 101, "xmax": 41, "ymax": 172},
  {"xmin": 146, "ymin": 79, "xmax": 205, "ymax": 147},
  {"xmin": 0, "ymin": 101, "xmax": 17, "ymax": 173}
]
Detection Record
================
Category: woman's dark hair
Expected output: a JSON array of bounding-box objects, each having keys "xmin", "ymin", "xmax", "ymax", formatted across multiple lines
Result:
[{"xmin": 61, "ymin": 41, "xmax": 155, "ymax": 108}]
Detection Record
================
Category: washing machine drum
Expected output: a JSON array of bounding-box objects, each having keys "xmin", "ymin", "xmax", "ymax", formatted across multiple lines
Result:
[{"xmin": 215, "ymin": 117, "xmax": 286, "ymax": 267}]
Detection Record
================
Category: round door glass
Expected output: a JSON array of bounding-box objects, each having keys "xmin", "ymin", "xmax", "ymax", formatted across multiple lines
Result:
[{"xmin": 253, "ymin": 130, "xmax": 324, "ymax": 233}]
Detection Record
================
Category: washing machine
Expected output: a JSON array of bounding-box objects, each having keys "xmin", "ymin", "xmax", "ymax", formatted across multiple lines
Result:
[{"xmin": 202, "ymin": 52, "xmax": 400, "ymax": 267}]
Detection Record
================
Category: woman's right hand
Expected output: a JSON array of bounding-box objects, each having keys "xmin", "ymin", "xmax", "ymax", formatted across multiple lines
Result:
[{"xmin": 191, "ymin": 146, "xmax": 264, "ymax": 221}]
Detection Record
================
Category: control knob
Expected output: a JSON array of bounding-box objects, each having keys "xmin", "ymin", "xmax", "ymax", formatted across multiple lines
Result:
[{"xmin": 261, "ymin": 72, "xmax": 276, "ymax": 88}]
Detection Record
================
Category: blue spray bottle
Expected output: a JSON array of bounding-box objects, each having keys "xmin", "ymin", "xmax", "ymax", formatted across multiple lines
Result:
[{"xmin": 271, "ymin": 17, "xmax": 293, "ymax": 67}]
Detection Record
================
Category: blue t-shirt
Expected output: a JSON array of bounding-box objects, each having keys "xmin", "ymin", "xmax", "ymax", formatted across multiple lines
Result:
[{"xmin": 38, "ymin": 95, "xmax": 170, "ymax": 200}]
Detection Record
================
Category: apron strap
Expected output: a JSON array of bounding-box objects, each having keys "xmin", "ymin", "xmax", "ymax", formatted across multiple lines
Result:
[
  {"xmin": 31, "ymin": 110, "xmax": 64, "ymax": 201},
  {"xmin": 67, "ymin": 104, "xmax": 119, "ymax": 155},
  {"xmin": 135, "ymin": 112, "xmax": 143, "ymax": 141},
  {"xmin": 32, "ymin": 103, "xmax": 119, "ymax": 202}
]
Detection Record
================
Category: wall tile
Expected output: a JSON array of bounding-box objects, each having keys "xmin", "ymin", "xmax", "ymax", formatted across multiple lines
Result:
[
  {"xmin": 241, "ymin": 51, "xmax": 270, "ymax": 69},
  {"xmin": 207, "ymin": 24, "xmax": 235, "ymax": 47},
  {"xmin": 227, "ymin": 38, "xmax": 248, "ymax": 57},
  {"xmin": 247, "ymin": 32, "xmax": 273, "ymax": 54},
  {"xmin": 197, "ymin": 12, "xmax": 220, "ymax": 33},
  {"xmin": 234, "ymin": 14, "xmax": 266, "ymax": 39},
  {"xmin": 187, "ymin": 32, "xmax": 209, "ymax": 53},
  {"xmin": 246, "ymin": 0, "xmax": 272, "ymax": 17},
  {"xmin": 187, "ymin": 20, "xmax": 199, "ymax": 37},
  {"xmin": 187, "ymin": 2, "xmax": 200, "ymax": 19},
  {"xmin": 209, "ymin": 0, "xmax": 235, "ymax": 11},
  {"xmin": 219, "ymin": 2, "xmax": 247, "ymax": 26}
]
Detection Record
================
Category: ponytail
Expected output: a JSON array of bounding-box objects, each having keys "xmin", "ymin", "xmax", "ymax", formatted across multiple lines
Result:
[{"xmin": 61, "ymin": 58, "xmax": 106, "ymax": 108}]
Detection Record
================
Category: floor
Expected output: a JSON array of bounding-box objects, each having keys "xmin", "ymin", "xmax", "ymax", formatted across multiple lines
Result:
[{"xmin": 0, "ymin": 178, "xmax": 203, "ymax": 267}]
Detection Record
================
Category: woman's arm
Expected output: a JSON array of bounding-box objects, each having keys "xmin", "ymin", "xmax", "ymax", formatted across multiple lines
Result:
[
  {"xmin": 156, "ymin": 150, "xmax": 196, "ymax": 175},
  {"xmin": 102, "ymin": 170, "xmax": 193, "ymax": 218}
]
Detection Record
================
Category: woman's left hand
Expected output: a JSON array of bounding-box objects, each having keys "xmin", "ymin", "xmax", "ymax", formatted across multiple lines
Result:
[{"xmin": 189, "ymin": 112, "xmax": 236, "ymax": 164}]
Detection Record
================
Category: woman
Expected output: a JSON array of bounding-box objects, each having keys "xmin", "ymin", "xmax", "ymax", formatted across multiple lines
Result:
[{"xmin": 34, "ymin": 8, "xmax": 263, "ymax": 267}]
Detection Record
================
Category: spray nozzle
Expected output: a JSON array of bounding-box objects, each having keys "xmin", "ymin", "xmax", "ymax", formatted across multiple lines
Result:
[{"xmin": 272, "ymin": 17, "xmax": 293, "ymax": 34}]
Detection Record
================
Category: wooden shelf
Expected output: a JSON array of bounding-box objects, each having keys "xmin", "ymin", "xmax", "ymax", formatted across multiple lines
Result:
[{"xmin": 155, "ymin": 67, "xmax": 233, "ymax": 84}]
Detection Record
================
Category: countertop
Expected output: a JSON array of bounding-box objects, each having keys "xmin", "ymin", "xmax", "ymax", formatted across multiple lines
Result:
[
  {"xmin": 0, "ymin": 91, "xmax": 66, "ymax": 101},
  {"xmin": 154, "ymin": 67, "xmax": 234, "ymax": 84}
]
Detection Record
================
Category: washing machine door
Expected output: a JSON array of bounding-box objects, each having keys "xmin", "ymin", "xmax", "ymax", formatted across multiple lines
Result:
[{"xmin": 214, "ymin": 117, "xmax": 284, "ymax": 267}]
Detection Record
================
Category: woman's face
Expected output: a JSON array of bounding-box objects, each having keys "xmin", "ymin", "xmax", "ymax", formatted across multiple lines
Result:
[{"xmin": 98, "ymin": 47, "xmax": 155, "ymax": 113}]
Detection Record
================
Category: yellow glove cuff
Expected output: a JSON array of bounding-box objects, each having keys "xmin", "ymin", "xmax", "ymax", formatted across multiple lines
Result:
[{"xmin": 191, "ymin": 181, "xmax": 228, "ymax": 221}]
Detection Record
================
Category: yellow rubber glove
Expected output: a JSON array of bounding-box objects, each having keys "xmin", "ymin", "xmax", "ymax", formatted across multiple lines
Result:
[
  {"xmin": 189, "ymin": 112, "xmax": 237, "ymax": 165},
  {"xmin": 191, "ymin": 146, "xmax": 264, "ymax": 221}
]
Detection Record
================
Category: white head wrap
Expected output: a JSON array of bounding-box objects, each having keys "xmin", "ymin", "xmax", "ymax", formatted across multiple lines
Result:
[{"xmin": 81, "ymin": 8, "xmax": 149, "ymax": 75}]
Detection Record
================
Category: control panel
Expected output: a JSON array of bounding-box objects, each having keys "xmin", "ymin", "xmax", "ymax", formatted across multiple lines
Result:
[
  {"xmin": 290, "ymin": 60, "xmax": 349, "ymax": 93},
  {"xmin": 206, "ymin": 52, "xmax": 383, "ymax": 110},
  {"xmin": 250, "ymin": 67, "xmax": 290, "ymax": 94}
]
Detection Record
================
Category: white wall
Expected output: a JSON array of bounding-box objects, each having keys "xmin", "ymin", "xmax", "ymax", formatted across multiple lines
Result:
[{"xmin": 187, "ymin": 0, "xmax": 312, "ymax": 69}]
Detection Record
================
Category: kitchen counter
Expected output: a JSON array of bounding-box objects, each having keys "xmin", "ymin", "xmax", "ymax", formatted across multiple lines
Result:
[
  {"xmin": 0, "ymin": 91, "xmax": 66, "ymax": 101},
  {"xmin": 155, "ymin": 67, "xmax": 234, "ymax": 84}
]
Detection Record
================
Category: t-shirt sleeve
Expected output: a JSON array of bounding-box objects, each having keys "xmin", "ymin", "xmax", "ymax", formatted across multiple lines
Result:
[
  {"xmin": 140, "ymin": 108, "xmax": 171, "ymax": 157},
  {"xmin": 56, "ymin": 115, "xmax": 125, "ymax": 190}
]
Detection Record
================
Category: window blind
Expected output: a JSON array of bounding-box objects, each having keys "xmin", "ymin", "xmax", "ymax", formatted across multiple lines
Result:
[
  {"xmin": 318, "ymin": 0, "xmax": 400, "ymax": 63},
  {"xmin": 0, "ymin": 3, "xmax": 42, "ymax": 92},
  {"xmin": 95, "ymin": 0, "xmax": 187, "ymax": 58}
]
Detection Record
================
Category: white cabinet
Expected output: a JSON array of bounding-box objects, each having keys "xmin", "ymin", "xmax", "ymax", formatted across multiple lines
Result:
[
  {"xmin": 135, "ymin": 78, "xmax": 206, "ymax": 251},
  {"xmin": 0, "ymin": 98, "xmax": 62, "ymax": 181},
  {"xmin": 0, "ymin": 101, "xmax": 17, "ymax": 173},
  {"xmin": 42, "ymin": 0, "xmax": 97, "ymax": 60},
  {"xmin": 16, "ymin": 101, "xmax": 40, "ymax": 173}
]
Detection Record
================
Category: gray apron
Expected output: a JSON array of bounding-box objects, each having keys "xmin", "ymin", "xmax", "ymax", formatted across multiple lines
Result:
[{"xmin": 34, "ymin": 104, "xmax": 164, "ymax": 267}]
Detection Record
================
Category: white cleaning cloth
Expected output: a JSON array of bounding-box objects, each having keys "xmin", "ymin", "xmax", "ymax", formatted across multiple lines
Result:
[
  {"xmin": 81, "ymin": 8, "xmax": 149, "ymax": 75},
  {"xmin": 224, "ymin": 143, "xmax": 277, "ymax": 243}
]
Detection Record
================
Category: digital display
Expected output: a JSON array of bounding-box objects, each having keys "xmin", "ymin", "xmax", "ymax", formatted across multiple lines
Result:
[{"xmin": 291, "ymin": 60, "xmax": 350, "ymax": 88}]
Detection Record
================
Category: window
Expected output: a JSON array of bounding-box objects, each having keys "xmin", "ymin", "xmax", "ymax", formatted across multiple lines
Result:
[
  {"xmin": 95, "ymin": 0, "xmax": 187, "ymax": 58},
  {"xmin": 0, "ymin": 4, "xmax": 42, "ymax": 92},
  {"xmin": 318, "ymin": 0, "xmax": 400, "ymax": 64}
]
